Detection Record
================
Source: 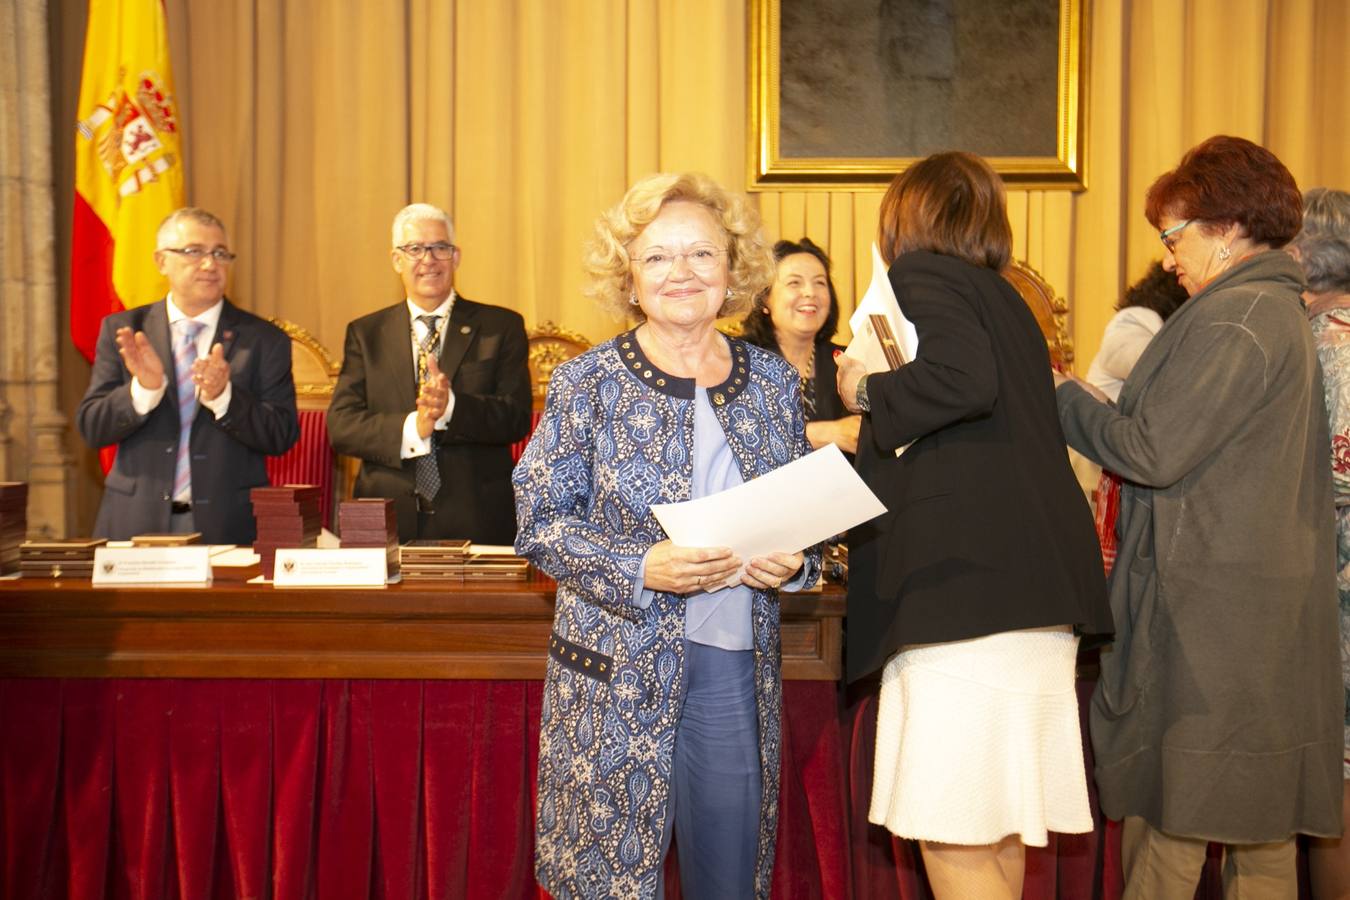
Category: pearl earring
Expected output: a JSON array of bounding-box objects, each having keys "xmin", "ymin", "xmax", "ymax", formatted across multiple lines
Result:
[
  {"xmin": 629, "ymin": 292, "xmax": 639, "ymax": 306},
  {"xmin": 1218, "ymin": 246, "xmax": 1232, "ymax": 261}
]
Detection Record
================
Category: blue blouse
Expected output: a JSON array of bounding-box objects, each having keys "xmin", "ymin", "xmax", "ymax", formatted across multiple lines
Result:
[{"xmin": 635, "ymin": 389, "xmax": 806, "ymax": 650}]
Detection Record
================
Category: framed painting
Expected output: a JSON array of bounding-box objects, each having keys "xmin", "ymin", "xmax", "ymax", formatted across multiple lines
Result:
[{"xmin": 749, "ymin": 0, "xmax": 1087, "ymax": 190}]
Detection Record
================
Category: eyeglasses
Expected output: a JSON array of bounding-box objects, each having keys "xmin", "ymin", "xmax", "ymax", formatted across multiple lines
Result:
[
  {"xmin": 397, "ymin": 242, "xmax": 457, "ymax": 261},
  {"xmin": 631, "ymin": 246, "xmax": 728, "ymax": 278},
  {"xmin": 162, "ymin": 246, "xmax": 236, "ymax": 264},
  {"xmin": 1159, "ymin": 220, "xmax": 1193, "ymax": 252}
]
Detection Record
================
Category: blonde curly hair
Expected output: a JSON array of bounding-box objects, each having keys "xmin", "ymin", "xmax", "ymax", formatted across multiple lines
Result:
[{"xmin": 584, "ymin": 172, "xmax": 775, "ymax": 321}]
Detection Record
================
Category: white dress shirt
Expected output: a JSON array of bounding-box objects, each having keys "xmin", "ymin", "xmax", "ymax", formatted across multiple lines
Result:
[{"xmin": 129, "ymin": 295, "xmax": 232, "ymax": 418}]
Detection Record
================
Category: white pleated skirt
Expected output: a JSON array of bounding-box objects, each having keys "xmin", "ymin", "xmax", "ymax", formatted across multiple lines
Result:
[{"xmin": 868, "ymin": 625, "xmax": 1092, "ymax": 847}]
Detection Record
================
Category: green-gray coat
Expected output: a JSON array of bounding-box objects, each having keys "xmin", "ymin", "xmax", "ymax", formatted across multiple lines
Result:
[{"xmin": 1057, "ymin": 250, "xmax": 1342, "ymax": 842}]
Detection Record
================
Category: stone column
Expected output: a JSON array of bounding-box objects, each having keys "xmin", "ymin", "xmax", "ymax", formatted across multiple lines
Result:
[{"xmin": 0, "ymin": 0, "xmax": 72, "ymax": 538}]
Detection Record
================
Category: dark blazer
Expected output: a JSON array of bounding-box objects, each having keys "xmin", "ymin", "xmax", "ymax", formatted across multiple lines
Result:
[
  {"xmin": 327, "ymin": 296, "xmax": 532, "ymax": 544},
  {"xmin": 77, "ymin": 298, "xmax": 300, "ymax": 544},
  {"xmin": 847, "ymin": 251, "xmax": 1112, "ymax": 682},
  {"xmin": 810, "ymin": 340, "xmax": 849, "ymax": 424}
]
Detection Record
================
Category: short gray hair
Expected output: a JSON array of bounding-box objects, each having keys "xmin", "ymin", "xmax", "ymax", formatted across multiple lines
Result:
[
  {"xmin": 155, "ymin": 207, "xmax": 227, "ymax": 250},
  {"xmin": 1292, "ymin": 188, "xmax": 1350, "ymax": 294},
  {"xmin": 391, "ymin": 203, "xmax": 455, "ymax": 247}
]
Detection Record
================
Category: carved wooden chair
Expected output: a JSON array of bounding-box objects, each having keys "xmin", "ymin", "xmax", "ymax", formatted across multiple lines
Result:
[
  {"xmin": 1004, "ymin": 260, "xmax": 1074, "ymax": 369},
  {"xmin": 514, "ymin": 322, "xmax": 593, "ymax": 461}
]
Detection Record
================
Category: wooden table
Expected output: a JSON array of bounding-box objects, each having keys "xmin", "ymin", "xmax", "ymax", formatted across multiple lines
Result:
[{"xmin": 0, "ymin": 573, "xmax": 845, "ymax": 680}]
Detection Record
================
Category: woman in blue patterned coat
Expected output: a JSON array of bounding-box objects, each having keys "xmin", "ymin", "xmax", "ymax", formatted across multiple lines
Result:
[{"xmin": 513, "ymin": 172, "xmax": 822, "ymax": 899}]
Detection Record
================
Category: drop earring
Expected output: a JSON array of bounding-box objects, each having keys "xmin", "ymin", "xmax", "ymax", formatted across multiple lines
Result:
[
  {"xmin": 725, "ymin": 288, "xmax": 733, "ymax": 300},
  {"xmin": 1218, "ymin": 245, "xmax": 1232, "ymax": 262},
  {"xmin": 629, "ymin": 291, "xmax": 639, "ymax": 306}
]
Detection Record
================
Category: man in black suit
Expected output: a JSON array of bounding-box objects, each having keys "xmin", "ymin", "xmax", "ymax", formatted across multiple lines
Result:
[
  {"xmin": 327, "ymin": 203, "xmax": 532, "ymax": 544},
  {"xmin": 77, "ymin": 207, "xmax": 300, "ymax": 544}
]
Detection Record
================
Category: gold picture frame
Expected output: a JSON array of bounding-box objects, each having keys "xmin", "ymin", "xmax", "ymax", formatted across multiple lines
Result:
[{"xmin": 749, "ymin": 0, "xmax": 1088, "ymax": 191}]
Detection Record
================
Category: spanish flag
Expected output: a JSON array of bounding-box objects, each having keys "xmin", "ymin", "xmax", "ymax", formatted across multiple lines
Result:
[{"xmin": 71, "ymin": 0, "xmax": 184, "ymax": 363}]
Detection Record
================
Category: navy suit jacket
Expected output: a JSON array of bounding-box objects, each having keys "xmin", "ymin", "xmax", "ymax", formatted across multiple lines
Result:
[
  {"xmin": 326, "ymin": 296, "xmax": 533, "ymax": 543},
  {"xmin": 77, "ymin": 298, "xmax": 300, "ymax": 544}
]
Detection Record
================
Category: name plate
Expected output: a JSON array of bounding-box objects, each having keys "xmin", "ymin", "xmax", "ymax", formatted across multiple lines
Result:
[
  {"xmin": 93, "ymin": 546, "xmax": 212, "ymax": 585},
  {"xmin": 272, "ymin": 547, "xmax": 388, "ymax": 587}
]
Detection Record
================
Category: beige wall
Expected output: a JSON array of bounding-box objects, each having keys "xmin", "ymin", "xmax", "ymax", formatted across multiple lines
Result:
[{"xmin": 47, "ymin": 0, "xmax": 1350, "ymax": 534}]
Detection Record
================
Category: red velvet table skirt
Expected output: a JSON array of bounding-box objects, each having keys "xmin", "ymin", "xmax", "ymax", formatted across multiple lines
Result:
[
  {"xmin": 1, "ymin": 677, "xmax": 1291, "ymax": 899},
  {"xmin": 0, "ymin": 679, "xmax": 847, "ymax": 900}
]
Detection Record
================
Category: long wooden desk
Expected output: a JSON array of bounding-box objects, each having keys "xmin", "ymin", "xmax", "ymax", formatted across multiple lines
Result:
[{"xmin": 0, "ymin": 573, "xmax": 844, "ymax": 681}]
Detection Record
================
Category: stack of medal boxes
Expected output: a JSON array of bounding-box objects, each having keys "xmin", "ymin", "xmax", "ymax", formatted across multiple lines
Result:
[
  {"xmin": 250, "ymin": 485, "xmax": 321, "ymax": 579},
  {"xmin": 337, "ymin": 498, "xmax": 399, "ymax": 578}
]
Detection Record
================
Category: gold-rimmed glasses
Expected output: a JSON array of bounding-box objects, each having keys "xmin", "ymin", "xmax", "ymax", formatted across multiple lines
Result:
[{"xmin": 631, "ymin": 245, "xmax": 728, "ymax": 279}]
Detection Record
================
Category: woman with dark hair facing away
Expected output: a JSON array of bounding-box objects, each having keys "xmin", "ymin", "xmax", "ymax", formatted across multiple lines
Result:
[
  {"xmin": 1055, "ymin": 136, "xmax": 1341, "ymax": 898},
  {"xmin": 1085, "ymin": 261, "xmax": 1189, "ymax": 403},
  {"xmin": 835, "ymin": 151, "xmax": 1112, "ymax": 899},
  {"xmin": 741, "ymin": 238, "xmax": 861, "ymax": 454},
  {"xmin": 1290, "ymin": 186, "xmax": 1350, "ymax": 900},
  {"xmin": 1084, "ymin": 262, "xmax": 1190, "ymax": 574}
]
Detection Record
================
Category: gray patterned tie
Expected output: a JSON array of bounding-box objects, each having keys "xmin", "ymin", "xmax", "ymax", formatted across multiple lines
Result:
[{"xmin": 414, "ymin": 314, "xmax": 442, "ymax": 503}]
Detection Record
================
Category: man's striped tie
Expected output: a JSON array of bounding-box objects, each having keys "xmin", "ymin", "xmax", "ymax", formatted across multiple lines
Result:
[
  {"xmin": 415, "ymin": 314, "xmax": 443, "ymax": 503},
  {"xmin": 172, "ymin": 320, "xmax": 206, "ymax": 501}
]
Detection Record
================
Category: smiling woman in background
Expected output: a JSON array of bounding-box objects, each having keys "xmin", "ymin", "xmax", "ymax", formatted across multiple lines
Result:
[{"xmin": 740, "ymin": 238, "xmax": 861, "ymax": 454}]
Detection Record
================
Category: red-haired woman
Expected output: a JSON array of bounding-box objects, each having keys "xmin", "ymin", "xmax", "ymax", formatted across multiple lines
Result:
[
  {"xmin": 1056, "ymin": 136, "xmax": 1342, "ymax": 897},
  {"xmin": 837, "ymin": 151, "xmax": 1112, "ymax": 899}
]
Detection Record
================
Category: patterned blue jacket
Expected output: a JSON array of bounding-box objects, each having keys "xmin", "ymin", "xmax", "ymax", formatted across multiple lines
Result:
[{"xmin": 513, "ymin": 330, "xmax": 822, "ymax": 899}]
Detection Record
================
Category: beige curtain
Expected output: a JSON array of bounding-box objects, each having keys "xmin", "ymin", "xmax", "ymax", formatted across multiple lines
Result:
[
  {"xmin": 161, "ymin": 0, "xmax": 747, "ymax": 352},
  {"xmin": 151, "ymin": 0, "xmax": 1350, "ymax": 367}
]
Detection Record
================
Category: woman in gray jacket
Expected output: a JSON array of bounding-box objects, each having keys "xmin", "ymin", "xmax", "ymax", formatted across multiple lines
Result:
[{"xmin": 1055, "ymin": 135, "xmax": 1342, "ymax": 899}]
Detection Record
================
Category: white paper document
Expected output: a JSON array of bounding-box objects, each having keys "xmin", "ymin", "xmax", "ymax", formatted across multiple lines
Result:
[
  {"xmin": 650, "ymin": 443, "xmax": 886, "ymax": 586},
  {"xmin": 845, "ymin": 243, "xmax": 919, "ymax": 373}
]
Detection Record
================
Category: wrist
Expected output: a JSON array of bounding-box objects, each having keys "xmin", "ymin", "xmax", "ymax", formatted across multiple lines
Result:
[{"xmin": 854, "ymin": 374, "xmax": 871, "ymax": 413}]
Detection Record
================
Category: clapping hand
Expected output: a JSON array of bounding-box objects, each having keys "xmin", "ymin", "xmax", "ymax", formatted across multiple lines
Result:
[
  {"xmin": 115, "ymin": 327, "xmax": 166, "ymax": 390},
  {"xmin": 415, "ymin": 356, "xmax": 452, "ymax": 438},
  {"xmin": 190, "ymin": 344, "xmax": 230, "ymax": 401}
]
